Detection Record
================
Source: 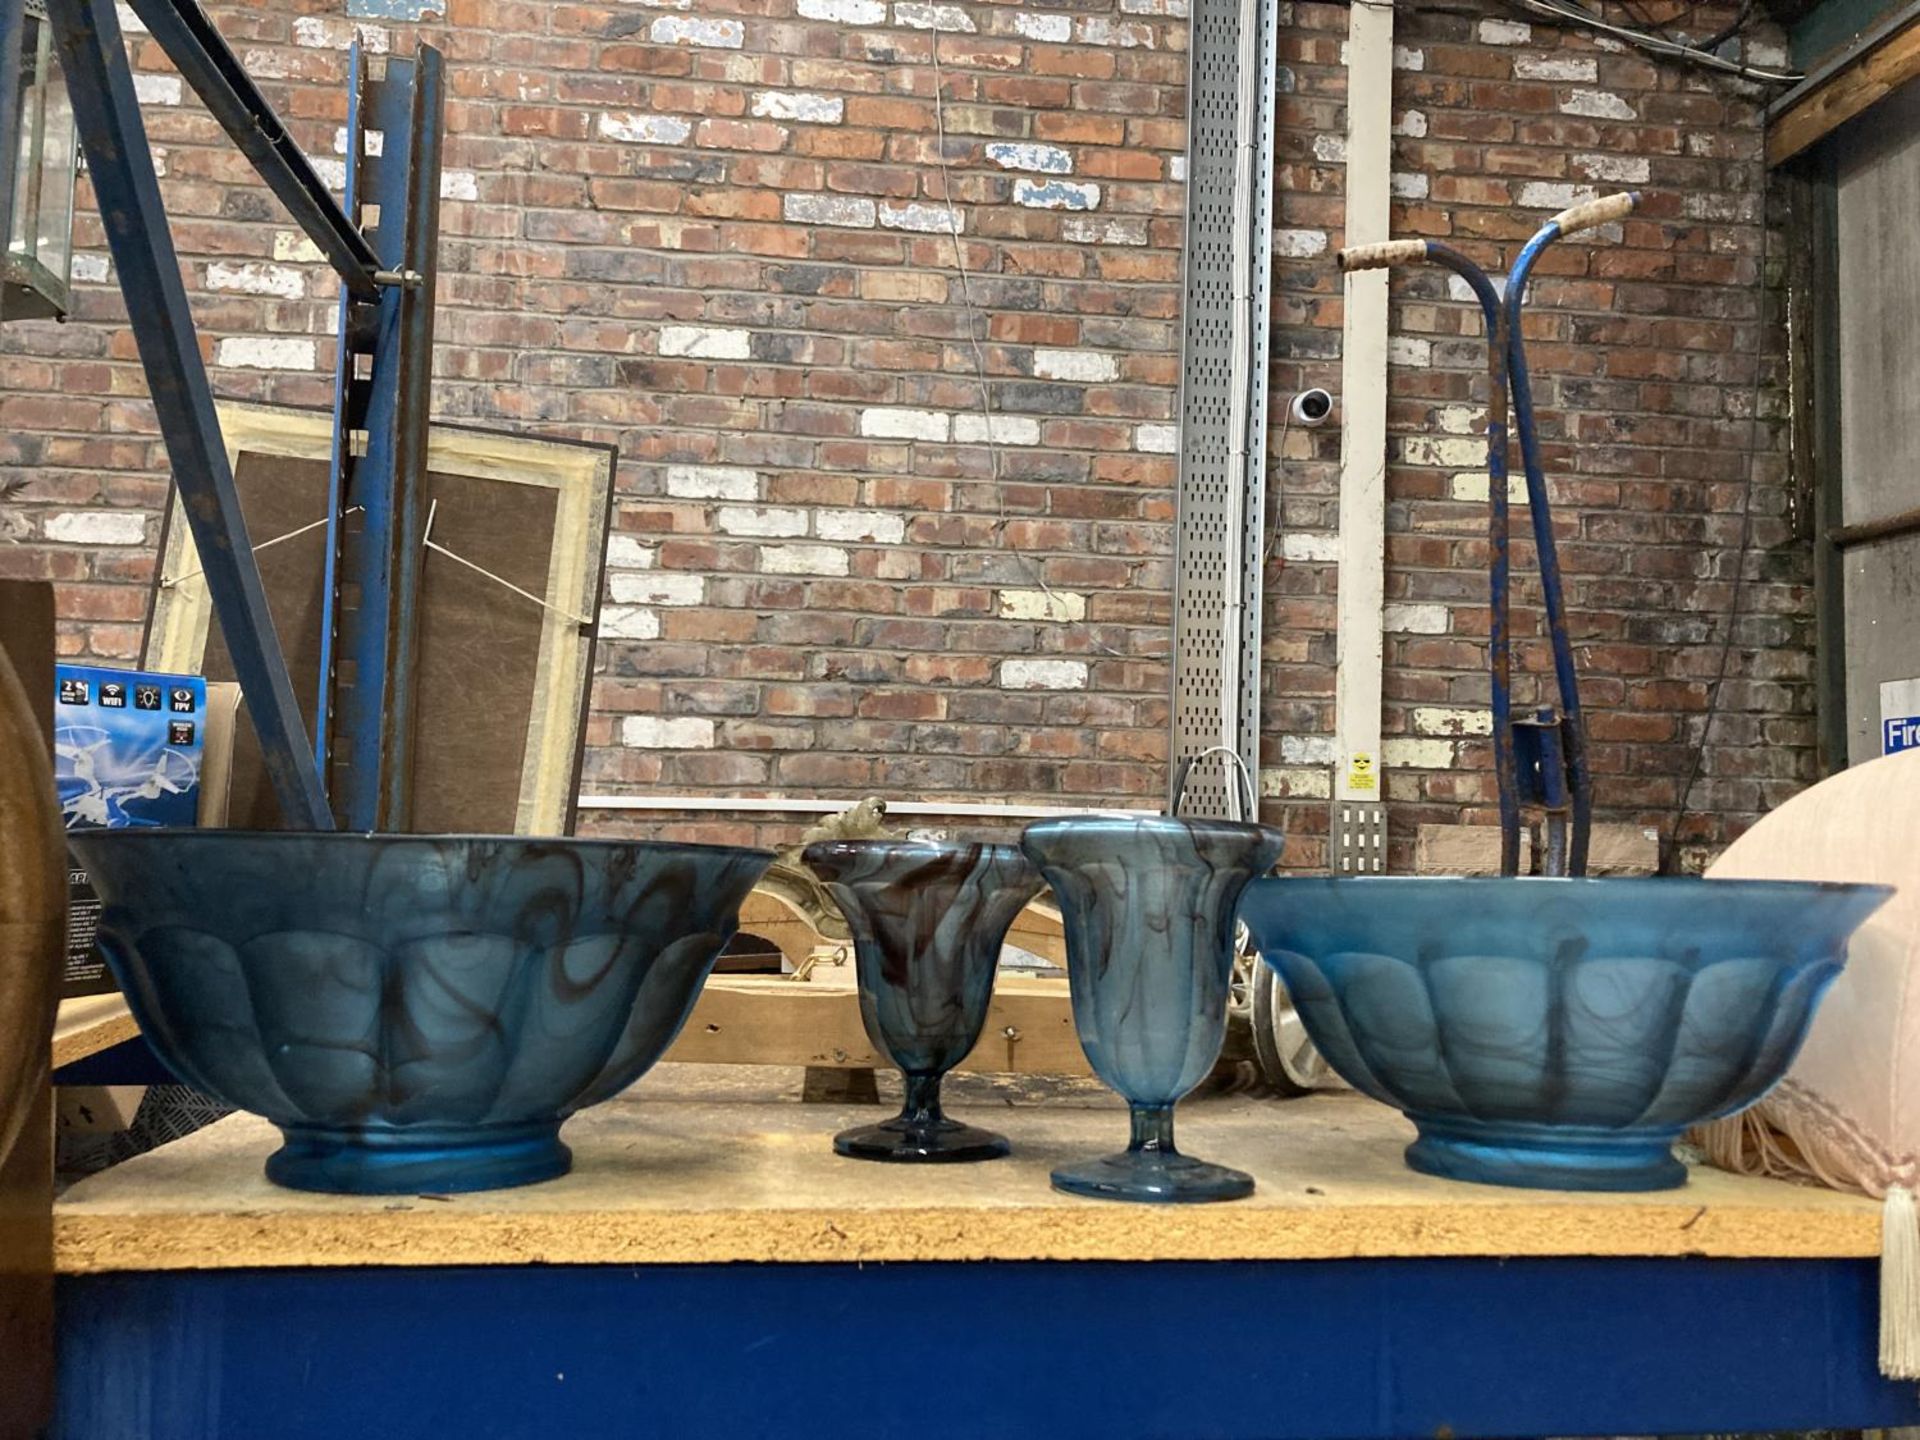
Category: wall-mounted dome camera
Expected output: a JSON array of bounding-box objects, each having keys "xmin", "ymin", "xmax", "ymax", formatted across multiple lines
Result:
[{"xmin": 1289, "ymin": 388, "xmax": 1335, "ymax": 428}]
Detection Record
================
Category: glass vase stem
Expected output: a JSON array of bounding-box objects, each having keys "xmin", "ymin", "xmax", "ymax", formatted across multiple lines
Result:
[{"xmin": 1128, "ymin": 1103, "xmax": 1177, "ymax": 1156}]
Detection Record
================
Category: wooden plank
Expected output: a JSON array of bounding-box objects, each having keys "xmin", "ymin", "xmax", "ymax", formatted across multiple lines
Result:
[
  {"xmin": 666, "ymin": 973, "xmax": 1086, "ymax": 1076},
  {"xmin": 52, "ymin": 1079, "xmax": 1883, "ymax": 1274},
  {"xmin": 52, "ymin": 995, "xmax": 139, "ymax": 1071},
  {"xmin": 1769, "ymin": 19, "xmax": 1920, "ymax": 165}
]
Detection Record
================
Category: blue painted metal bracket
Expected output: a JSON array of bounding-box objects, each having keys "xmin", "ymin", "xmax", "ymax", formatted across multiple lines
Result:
[
  {"xmin": 120, "ymin": 0, "xmax": 384, "ymax": 300},
  {"xmin": 45, "ymin": 0, "xmax": 334, "ymax": 830},
  {"xmin": 321, "ymin": 44, "xmax": 442, "ymax": 830}
]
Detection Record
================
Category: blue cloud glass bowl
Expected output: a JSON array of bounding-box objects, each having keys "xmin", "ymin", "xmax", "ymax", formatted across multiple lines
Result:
[
  {"xmin": 1239, "ymin": 876, "xmax": 1892, "ymax": 1191},
  {"xmin": 69, "ymin": 830, "xmax": 773, "ymax": 1194}
]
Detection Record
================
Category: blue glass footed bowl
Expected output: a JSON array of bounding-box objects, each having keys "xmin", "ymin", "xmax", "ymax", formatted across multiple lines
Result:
[
  {"xmin": 1023, "ymin": 815, "xmax": 1286, "ymax": 1204},
  {"xmin": 804, "ymin": 839, "xmax": 1043, "ymax": 1162},
  {"xmin": 69, "ymin": 830, "xmax": 772, "ymax": 1195},
  {"xmin": 1239, "ymin": 876, "xmax": 1893, "ymax": 1191}
]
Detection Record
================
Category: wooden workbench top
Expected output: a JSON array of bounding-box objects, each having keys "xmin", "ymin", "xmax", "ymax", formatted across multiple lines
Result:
[{"xmin": 55, "ymin": 1066, "xmax": 1880, "ymax": 1274}]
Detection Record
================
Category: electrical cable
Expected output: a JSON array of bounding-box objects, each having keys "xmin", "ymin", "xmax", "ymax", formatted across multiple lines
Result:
[
  {"xmin": 1666, "ymin": 157, "xmax": 1770, "ymax": 861},
  {"xmin": 927, "ymin": 26, "xmax": 1123, "ymax": 659},
  {"xmin": 1504, "ymin": 0, "xmax": 1802, "ymax": 82}
]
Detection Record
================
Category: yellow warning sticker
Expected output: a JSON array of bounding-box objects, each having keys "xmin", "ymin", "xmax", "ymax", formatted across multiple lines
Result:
[{"xmin": 1346, "ymin": 752, "xmax": 1377, "ymax": 793}]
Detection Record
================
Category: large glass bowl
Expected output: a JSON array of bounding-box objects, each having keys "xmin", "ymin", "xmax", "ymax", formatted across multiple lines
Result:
[
  {"xmin": 1239, "ymin": 876, "xmax": 1892, "ymax": 1191},
  {"xmin": 70, "ymin": 830, "xmax": 772, "ymax": 1194}
]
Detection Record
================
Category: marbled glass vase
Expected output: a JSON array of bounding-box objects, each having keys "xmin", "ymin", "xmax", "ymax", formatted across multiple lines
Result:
[
  {"xmin": 804, "ymin": 839, "xmax": 1043, "ymax": 1162},
  {"xmin": 1022, "ymin": 815, "xmax": 1285, "ymax": 1202}
]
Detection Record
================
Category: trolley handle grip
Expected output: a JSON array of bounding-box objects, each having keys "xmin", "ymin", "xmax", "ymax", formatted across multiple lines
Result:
[
  {"xmin": 1551, "ymin": 191, "xmax": 1639, "ymax": 237},
  {"xmin": 1336, "ymin": 239, "xmax": 1428, "ymax": 272}
]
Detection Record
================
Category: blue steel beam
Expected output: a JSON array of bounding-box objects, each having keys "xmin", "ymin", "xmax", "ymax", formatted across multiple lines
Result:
[
  {"xmin": 120, "ymin": 0, "xmax": 384, "ymax": 300},
  {"xmin": 46, "ymin": 0, "xmax": 333, "ymax": 830},
  {"xmin": 322, "ymin": 46, "xmax": 442, "ymax": 830}
]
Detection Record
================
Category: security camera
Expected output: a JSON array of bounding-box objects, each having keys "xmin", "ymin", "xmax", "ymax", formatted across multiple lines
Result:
[{"xmin": 1289, "ymin": 388, "xmax": 1335, "ymax": 428}]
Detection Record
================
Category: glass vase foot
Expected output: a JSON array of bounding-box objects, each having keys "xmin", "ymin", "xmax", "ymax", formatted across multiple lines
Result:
[
  {"xmin": 834, "ymin": 1115, "xmax": 1010, "ymax": 1163},
  {"xmin": 266, "ymin": 1119, "xmax": 571, "ymax": 1195},
  {"xmin": 1406, "ymin": 1120, "xmax": 1686, "ymax": 1192},
  {"xmin": 1051, "ymin": 1149, "xmax": 1254, "ymax": 1204}
]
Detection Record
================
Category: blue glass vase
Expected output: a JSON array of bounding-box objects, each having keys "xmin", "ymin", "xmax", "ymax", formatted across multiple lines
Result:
[
  {"xmin": 68, "ymin": 831, "xmax": 772, "ymax": 1194},
  {"xmin": 1022, "ymin": 815, "xmax": 1285, "ymax": 1203},
  {"xmin": 804, "ymin": 840, "xmax": 1043, "ymax": 1162}
]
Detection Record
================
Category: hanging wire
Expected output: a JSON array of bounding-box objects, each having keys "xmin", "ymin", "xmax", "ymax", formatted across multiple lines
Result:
[
  {"xmin": 927, "ymin": 27, "xmax": 1124, "ymax": 658},
  {"xmin": 1500, "ymin": 0, "xmax": 1802, "ymax": 82},
  {"xmin": 422, "ymin": 498, "xmax": 594, "ymax": 628},
  {"xmin": 161, "ymin": 508, "xmax": 362, "ymax": 589}
]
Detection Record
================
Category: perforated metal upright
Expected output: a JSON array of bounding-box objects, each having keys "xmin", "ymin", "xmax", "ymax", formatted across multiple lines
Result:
[{"xmin": 1167, "ymin": 0, "xmax": 1278, "ymax": 819}]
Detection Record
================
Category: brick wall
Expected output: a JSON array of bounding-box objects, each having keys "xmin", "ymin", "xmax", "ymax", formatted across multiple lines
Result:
[{"xmin": 0, "ymin": 0, "xmax": 1801, "ymax": 867}]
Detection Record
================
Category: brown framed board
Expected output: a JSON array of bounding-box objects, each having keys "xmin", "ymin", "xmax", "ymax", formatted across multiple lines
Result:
[{"xmin": 144, "ymin": 403, "xmax": 616, "ymax": 836}]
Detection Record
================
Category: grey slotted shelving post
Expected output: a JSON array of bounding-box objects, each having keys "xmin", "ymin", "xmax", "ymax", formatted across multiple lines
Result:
[{"xmin": 1167, "ymin": 0, "xmax": 1279, "ymax": 820}]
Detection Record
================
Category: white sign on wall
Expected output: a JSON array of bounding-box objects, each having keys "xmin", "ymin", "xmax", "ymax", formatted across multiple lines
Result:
[{"xmin": 1882, "ymin": 677, "xmax": 1920, "ymax": 755}]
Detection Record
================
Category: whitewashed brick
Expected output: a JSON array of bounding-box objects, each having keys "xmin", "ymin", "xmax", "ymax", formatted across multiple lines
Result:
[
  {"xmin": 115, "ymin": 3, "xmax": 146, "ymax": 33},
  {"xmin": 272, "ymin": 231, "xmax": 325, "ymax": 264},
  {"xmin": 1449, "ymin": 472, "xmax": 1529, "ymax": 504},
  {"xmin": 1394, "ymin": 45, "xmax": 1423, "ymax": 69},
  {"xmin": 879, "ymin": 202, "xmax": 960, "ymax": 234},
  {"xmin": 1560, "ymin": 89, "xmax": 1636, "ymax": 120},
  {"xmin": 1134, "ymin": 423, "xmax": 1178, "ymax": 454},
  {"xmin": 1384, "ymin": 738, "xmax": 1456, "ymax": 768},
  {"xmin": 999, "ymin": 589, "xmax": 1086, "ymax": 622},
  {"xmin": 816, "ymin": 509, "xmax": 907, "ymax": 543},
  {"xmin": 751, "ymin": 91, "xmax": 845, "ymax": 123},
  {"xmin": 1391, "ymin": 171, "xmax": 1430, "ymax": 199},
  {"xmin": 1076, "ymin": 16, "xmax": 1154, "ymax": 46},
  {"xmin": 1281, "ymin": 532, "xmax": 1337, "ymax": 562},
  {"xmin": 667, "ymin": 465, "xmax": 758, "ymax": 501},
  {"xmin": 1447, "ymin": 273, "xmax": 1507, "ymax": 302},
  {"xmin": 1516, "ymin": 55, "xmax": 1597, "ymax": 81},
  {"xmin": 205, "ymin": 261, "xmax": 304, "ymax": 299},
  {"xmin": 1169, "ymin": 157, "xmax": 1187, "ymax": 182},
  {"xmin": 606, "ymin": 536, "xmax": 657, "ymax": 570},
  {"xmin": 651, "ymin": 15, "xmax": 744, "ymax": 45},
  {"xmin": 240, "ymin": 47, "xmax": 292, "ymax": 78},
  {"xmin": 133, "ymin": 74, "xmax": 182, "ymax": 105},
  {"xmin": 1014, "ymin": 178, "xmax": 1100, "ymax": 210},
  {"xmin": 1478, "ymin": 17, "xmax": 1530, "ymax": 42},
  {"xmin": 215, "ymin": 337, "xmax": 315, "ymax": 371},
  {"xmin": 985, "ymin": 141, "xmax": 1073, "ymax": 174},
  {"xmin": 1062, "ymin": 216, "xmax": 1148, "ymax": 246},
  {"xmin": 1383, "ymin": 603, "xmax": 1449, "ymax": 634},
  {"xmin": 441, "ymin": 170, "xmax": 480, "ymax": 202},
  {"xmin": 1261, "ymin": 765, "xmax": 1331, "ymax": 800},
  {"xmin": 1033, "ymin": 348, "xmax": 1118, "ymax": 383},
  {"xmin": 799, "ymin": 0, "xmax": 885, "ymax": 19},
  {"xmin": 333, "ymin": 127, "xmax": 386, "ymax": 157},
  {"xmin": 860, "ymin": 407, "xmax": 950, "ymax": 441},
  {"xmin": 621, "ymin": 716, "xmax": 715, "ymax": 748},
  {"xmin": 954, "ymin": 414, "xmax": 1041, "ymax": 446},
  {"xmin": 1313, "ymin": 134, "xmax": 1347, "ymax": 163},
  {"xmin": 45, "ymin": 512, "xmax": 145, "ymax": 546},
  {"xmin": 309, "ymin": 157, "xmax": 346, "ymax": 190},
  {"xmin": 1414, "ymin": 706, "xmax": 1493, "ymax": 738},
  {"xmin": 660, "ymin": 325, "xmax": 752, "ymax": 359},
  {"xmin": 1518, "ymin": 181, "xmax": 1596, "ymax": 211},
  {"xmin": 716, "ymin": 506, "xmax": 809, "ymax": 538},
  {"xmin": 69, "ymin": 254, "xmax": 110, "ymax": 284},
  {"xmin": 1281, "ymin": 734, "xmax": 1337, "ymax": 765},
  {"xmin": 1275, "ymin": 229, "xmax": 1327, "ymax": 257},
  {"xmin": 599, "ymin": 112, "xmax": 692, "ymax": 145},
  {"xmin": 291, "ymin": 16, "xmax": 386, "ymax": 50},
  {"xmin": 784, "ymin": 193, "xmax": 877, "ymax": 227},
  {"xmin": 1403, "ymin": 436, "xmax": 1486, "ymax": 467},
  {"xmin": 1000, "ymin": 658, "xmax": 1088, "ymax": 691},
  {"xmin": 599, "ymin": 606, "xmax": 661, "ymax": 640},
  {"xmin": 1393, "ymin": 110, "xmax": 1428, "ymax": 137},
  {"xmin": 1388, "ymin": 336, "xmax": 1432, "ymax": 367},
  {"xmin": 1013, "ymin": 11, "xmax": 1071, "ymax": 40},
  {"xmin": 1572, "ymin": 152, "xmax": 1650, "ymax": 184},
  {"xmin": 894, "ymin": 2, "xmax": 975, "ymax": 29},
  {"xmin": 611, "ymin": 571, "xmax": 706, "ymax": 605},
  {"xmin": 762, "ymin": 544, "xmax": 852, "ymax": 576},
  {"xmin": 1436, "ymin": 405, "xmax": 1481, "ymax": 435}
]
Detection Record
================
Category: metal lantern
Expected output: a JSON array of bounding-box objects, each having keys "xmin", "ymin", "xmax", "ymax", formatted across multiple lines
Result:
[{"xmin": 4, "ymin": 0, "xmax": 77, "ymax": 321}]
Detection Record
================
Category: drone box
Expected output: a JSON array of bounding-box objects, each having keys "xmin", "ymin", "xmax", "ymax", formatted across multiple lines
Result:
[{"xmin": 54, "ymin": 663, "xmax": 207, "ymax": 999}]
